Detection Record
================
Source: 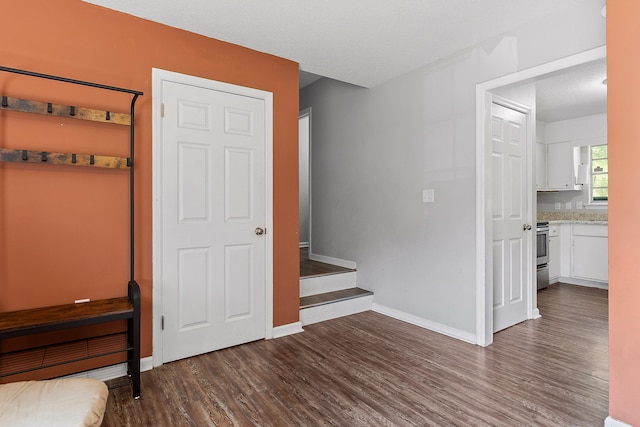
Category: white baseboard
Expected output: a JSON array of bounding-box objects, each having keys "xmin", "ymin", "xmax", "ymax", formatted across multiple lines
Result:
[
  {"xmin": 140, "ymin": 356, "xmax": 153, "ymax": 373},
  {"xmin": 300, "ymin": 295, "xmax": 372, "ymax": 326},
  {"xmin": 272, "ymin": 322, "xmax": 304, "ymax": 338},
  {"xmin": 605, "ymin": 416, "xmax": 633, "ymax": 427},
  {"xmin": 300, "ymin": 272, "xmax": 357, "ymax": 297},
  {"xmin": 308, "ymin": 252, "xmax": 357, "ymax": 270},
  {"xmin": 372, "ymin": 303, "xmax": 476, "ymax": 345},
  {"xmin": 533, "ymin": 308, "xmax": 541, "ymax": 319},
  {"xmin": 60, "ymin": 356, "xmax": 153, "ymax": 382},
  {"xmin": 559, "ymin": 277, "xmax": 608, "ymax": 289}
]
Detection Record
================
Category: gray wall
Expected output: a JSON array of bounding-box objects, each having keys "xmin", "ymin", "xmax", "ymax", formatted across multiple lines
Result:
[{"xmin": 299, "ymin": 0, "xmax": 606, "ymax": 337}]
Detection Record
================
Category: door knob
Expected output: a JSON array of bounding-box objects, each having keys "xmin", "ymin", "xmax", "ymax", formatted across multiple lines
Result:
[
  {"xmin": 255, "ymin": 227, "xmax": 265, "ymax": 236},
  {"xmin": 523, "ymin": 224, "xmax": 532, "ymax": 231}
]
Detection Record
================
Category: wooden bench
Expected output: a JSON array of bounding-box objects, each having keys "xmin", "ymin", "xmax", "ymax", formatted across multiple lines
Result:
[{"xmin": 0, "ymin": 281, "xmax": 140, "ymax": 398}]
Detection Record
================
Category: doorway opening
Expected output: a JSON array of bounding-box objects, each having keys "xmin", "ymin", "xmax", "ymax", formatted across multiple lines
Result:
[
  {"xmin": 475, "ymin": 46, "xmax": 607, "ymax": 346},
  {"xmin": 299, "ymin": 108, "xmax": 311, "ymax": 249}
]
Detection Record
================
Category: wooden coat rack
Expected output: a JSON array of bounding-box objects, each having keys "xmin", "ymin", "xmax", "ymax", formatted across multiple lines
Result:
[{"xmin": 0, "ymin": 65, "xmax": 143, "ymax": 398}]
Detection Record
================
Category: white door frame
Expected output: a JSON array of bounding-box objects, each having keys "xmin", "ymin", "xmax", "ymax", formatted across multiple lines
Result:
[
  {"xmin": 151, "ymin": 68, "xmax": 274, "ymax": 367},
  {"xmin": 475, "ymin": 46, "xmax": 606, "ymax": 347},
  {"xmin": 299, "ymin": 107, "xmax": 312, "ymax": 250}
]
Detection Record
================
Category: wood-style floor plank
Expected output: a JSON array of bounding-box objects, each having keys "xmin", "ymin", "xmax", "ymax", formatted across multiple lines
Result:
[
  {"xmin": 103, "ymin": 283, "xmax": 608, "ymax": 426},
  {"xmin": 299, "ymin": 247, "xmax": 355, "ymax": 278}
]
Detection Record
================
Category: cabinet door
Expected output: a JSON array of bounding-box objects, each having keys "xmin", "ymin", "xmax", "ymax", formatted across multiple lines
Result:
[
  {"xmin": 548, "ymin": 226, "xmax": 560, "ymax": 282},
  {"xmin": 572, "ymin": 225, "xmax": 608, "ymax": 282},
  {"xmin": 535, "ymin": 142, "xmax": 547, "ymax": 190},
  {"xmin": 547, "ymin": 142, "xmax": 575, "ymax": 190},
  {"xmin": 559, "ymin": 224, "xmax": 572, "ymax": 278}
]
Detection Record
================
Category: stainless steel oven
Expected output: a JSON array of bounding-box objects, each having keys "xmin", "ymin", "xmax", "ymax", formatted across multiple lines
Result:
[{"xmin": 536, "ymin": 221, "xmax": 549, "ymax": 289}]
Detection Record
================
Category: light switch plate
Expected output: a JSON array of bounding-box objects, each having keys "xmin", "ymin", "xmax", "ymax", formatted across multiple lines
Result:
[
  {"xmin": 422, "ymin": 189, "xmax": 435, "ymax": 203},
  {"xmin": 555, "ymin": 202, "xmax": 561, "ymax": 210},
  {"xmin": 565, "ymin": 202, "xmax": 572, "ymax": 210}
]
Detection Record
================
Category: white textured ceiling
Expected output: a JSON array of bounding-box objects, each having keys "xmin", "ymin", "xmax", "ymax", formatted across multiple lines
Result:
[
  {"xmin": 82, "ymin": 0, "xmax": 588, "ymax": 88},
  {"xmin": 535, "ymin": 58, "xmax": 607, "ymax": 123}
]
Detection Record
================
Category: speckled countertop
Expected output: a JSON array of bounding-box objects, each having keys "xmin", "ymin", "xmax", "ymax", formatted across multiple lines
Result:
[{"xmin": 537, "ymin": 211, "xmax": 608, "ymax": 225}]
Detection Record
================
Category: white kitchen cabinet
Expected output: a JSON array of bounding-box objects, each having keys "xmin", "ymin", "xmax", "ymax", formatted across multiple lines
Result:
[
  {"xmin": 535, "ymin": 142, "xmax": 547, "ymax": 190},
  {"xmin": 546, "ymin": 142, "xmax": 580, "ymax": 191},
  {"xmin": 571, "ymin": 224, "xmax": 608, "ymax": 283},
  {"xmin": 559, "ymin": 223, "xmax": 572, "ymax": 279},
  {"xmin": 550, "ymin": 222, "xmax": 608, "ymax": 287},
  {"xmin": 548, "ymin": 225, "xmax": 560, "ymax": 283}
]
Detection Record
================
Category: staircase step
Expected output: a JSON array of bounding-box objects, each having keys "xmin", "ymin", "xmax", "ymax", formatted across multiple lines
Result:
[
  {"xmin": 300, "ymin": 287, "xmax": 372, "ymax": 309},
  {"xmin": 300, "ymin": 271, "xmax": 357, "ymax": 297},
  {"xmin": 299, "ymin": 288, "xmax": 373, "ymax": 326}
]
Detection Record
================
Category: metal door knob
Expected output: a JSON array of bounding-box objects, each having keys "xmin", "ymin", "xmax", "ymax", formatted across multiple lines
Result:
[
  {"xmin": 255, "ymin": 227, "xmax": 265, "ymax": 236},
  {"xmin": 522, "ymin": 224, "xmax": 532, "ymax": 231}
]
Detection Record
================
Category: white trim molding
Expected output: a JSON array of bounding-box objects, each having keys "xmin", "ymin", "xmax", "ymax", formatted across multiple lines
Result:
[
  {"xmin": 559, "ymin": 276, "xmax": 608, "ymax": 290},
  {"xmin": 140, "ymin": 356, "xmax": 154, "ymax": 373},
  {"xmin": 308, "ymin": 252, "xmax": 357, "ymax": 270},
  {"xmin": 372, "ymin": 303, "xmax": 476, "ymax": 345},
  {"xmin": 272, "ymin": 322, "xmax": 304, "ymax": 338},
  {"xmin": 605, "ymin": 416, "xmax": 633, "ymax": 427}
]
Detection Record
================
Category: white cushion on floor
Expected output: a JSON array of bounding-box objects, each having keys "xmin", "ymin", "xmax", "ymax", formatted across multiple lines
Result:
[{"xmin": 0, "ymin": 378, "xmax": 108, "ymax": 427}]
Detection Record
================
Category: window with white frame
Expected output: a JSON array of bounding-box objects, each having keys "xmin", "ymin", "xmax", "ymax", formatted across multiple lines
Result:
[{"xmin": 591, "ymin": 144, "xmax": 608, "ymax": 203}]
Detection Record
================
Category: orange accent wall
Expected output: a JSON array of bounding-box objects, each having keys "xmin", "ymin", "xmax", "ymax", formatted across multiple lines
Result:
[
  {"xmin": 608, "ymin": 1, "xmax": 640, "ymax": 425},
  {"xmin": 0, "ymin": 0, "xmax": 300, "ymax": 359}
]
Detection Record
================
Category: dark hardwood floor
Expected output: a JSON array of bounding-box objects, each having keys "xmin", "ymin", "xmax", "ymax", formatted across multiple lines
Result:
[
  {"xmin": 103, "ymin": 283, "xmax": 608, "ymax": 426},
  {"xmin": 299, "ymin": 247, "xmax": 355, "ymax": 278}
]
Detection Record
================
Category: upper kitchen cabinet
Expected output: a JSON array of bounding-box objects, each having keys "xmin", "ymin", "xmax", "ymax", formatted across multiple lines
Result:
[
  {"xmin": 535, "ymin": 142, "xmax": 547, "ymax": 190},
  {"xmin": 546, "ymin": 142, "xmax": 582, "ymax": 191},
  {"xmin": 535, "ymin": 121, "xmax": 547, "ymax": 190}
]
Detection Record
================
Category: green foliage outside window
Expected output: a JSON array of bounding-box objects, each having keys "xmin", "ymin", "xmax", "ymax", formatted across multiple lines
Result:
[{"xmin": 591, "ymin": 145, "xmax": 608, "ymax": 201}]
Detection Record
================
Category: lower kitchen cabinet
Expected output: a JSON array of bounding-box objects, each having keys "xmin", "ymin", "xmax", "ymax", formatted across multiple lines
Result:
[
  {"xmin": 547, "ymin": 222, "xmax": 608, "ymax": 288},
  {"xmin": 571, "ymin": 224, "xmax": 608, "ymax": 283},
  {"xmin": 548, "ymin": 225, "xmax": 560, "ymax": 283}
]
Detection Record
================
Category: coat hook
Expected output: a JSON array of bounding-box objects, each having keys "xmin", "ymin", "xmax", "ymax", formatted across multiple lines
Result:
[
  {"xmin": 1, "ymin": 96, "xmax": 7, "ymax": 108},
  {"xmin": 72, "ymin": 153, "xmax": 77, "ymax": 164},
  {"xmin": 47, "ymin": 103, "xmax": 53, "ymax": 114},
  {"xmin": 70, "ymin": 106, "xmax": 75, "ymax": 116},
  {"xmin": 22, "ymin": 150, "xmax": 28, "ymax": 161},
  {"xmin": 41, "ymin": 152, "xmax": 48, "ymax": 162},
  {"xmin": 106, "ymin": 111, "xmax": 111, "ymax": 121},
  {"xmin": 90, "ymin": 154, "xmax": 95, "ymax": 165}
]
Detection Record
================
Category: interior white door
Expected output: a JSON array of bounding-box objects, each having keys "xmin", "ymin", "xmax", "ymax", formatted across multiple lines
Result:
[
  {"xmin": 491, "ymin": 102, "xmax": 531, "ymax": 333},
  {"xmin": 161, "ymin": 80, "xmax": 266, "ymax": 363}
]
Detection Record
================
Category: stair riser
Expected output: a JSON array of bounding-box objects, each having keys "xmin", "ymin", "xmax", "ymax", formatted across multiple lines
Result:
[
  {"xmin": 300, "ymin": 295, "xmax": 373, "ymax": 326},
  {"xmin": 300, "ymin": 272, "xmax": 357, "ymax": 297}
]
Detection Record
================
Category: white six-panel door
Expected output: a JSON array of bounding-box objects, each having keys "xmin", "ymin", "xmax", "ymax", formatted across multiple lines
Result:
[
  {"xmin": 491, "ymin": 102, "xmax": 531, "ymax": 333},
  {"xmin": 161, "ymin": 79, "xmax": 267, "ymax": 363}
]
